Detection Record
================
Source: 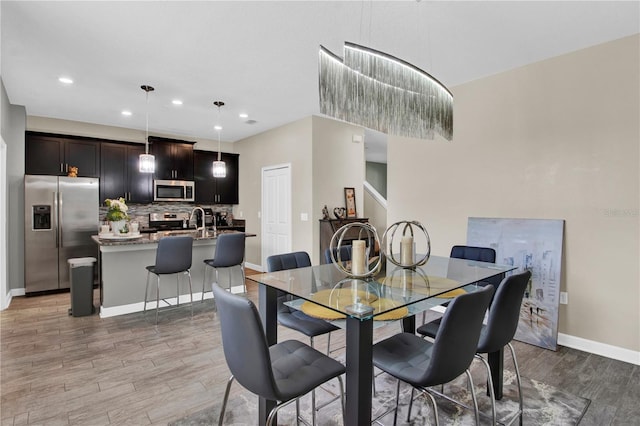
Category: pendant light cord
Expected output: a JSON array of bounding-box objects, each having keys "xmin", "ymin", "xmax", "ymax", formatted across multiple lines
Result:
[
  {"xmin": 145, "ymin": 90, "xmax": 150, "ymax": 155},
  {"xmin": 217, "ymin": 105, "xmax": 222, "ymax": 161},
  {"xmin": 141, "ymin": 85, "xmax": 154, "ymax": 154},
  {"xmin": 214, "ymin": 101, "xmax": 225, "ymax": 161}
]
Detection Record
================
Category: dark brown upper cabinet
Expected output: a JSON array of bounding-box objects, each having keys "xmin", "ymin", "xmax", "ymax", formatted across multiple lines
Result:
[
  {"xmin": 193, "ymin": 150, "xmax": 239, "ymax": 204},
  {"xmin": 149, "ymin": 136, "xmax": 194, "ymax": 181},
  {"xmin": 100, "ymin": 142, "xmax": 152, "ymax": 203},
  {"xmin": 25, "ymin": 132, "xmax": 100, "ymax": 177}
]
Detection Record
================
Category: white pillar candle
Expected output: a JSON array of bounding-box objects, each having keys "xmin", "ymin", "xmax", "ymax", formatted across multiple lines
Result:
[
  {"xmin": 351, "ymin": 240, "xmax": 366, "ymax": 275},
  {"xmin": 401, "ymin": 236, "xmax": 414, "ymax": 266}
]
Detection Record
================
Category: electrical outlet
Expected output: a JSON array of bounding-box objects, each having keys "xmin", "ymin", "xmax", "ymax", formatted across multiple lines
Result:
[
  {"xmin": 300, "ymin": 213, "xmax": 308, "ymax": 221},
  {"xmin": 560, "ymin": 292, "xmax": 568, "ymax": 305}
]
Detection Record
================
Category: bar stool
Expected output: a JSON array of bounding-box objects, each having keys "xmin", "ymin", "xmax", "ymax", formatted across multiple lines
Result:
[
  {"xmin": 202, "ymin": 232, "xmax": 246, "ymax": 299},
  {"xmin": 143, "ymin": 236, "xmax": 194, "ymax": 324}
]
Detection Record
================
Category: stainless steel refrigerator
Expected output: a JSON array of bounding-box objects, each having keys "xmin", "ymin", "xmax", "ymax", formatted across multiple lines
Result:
[{"xmin": 24, "ymin": 175, "xmax": 99, "ymax": 294}]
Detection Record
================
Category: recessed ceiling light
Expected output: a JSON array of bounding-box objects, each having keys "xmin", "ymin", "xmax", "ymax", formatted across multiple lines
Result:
[
  {"xmin": 121, "ymin": 110, "xmax": 132, "ymax": 116},
  {"xmin": 214, "ymin": 125, "xmax": 222, "ymax": 131},
  {"xmin": 172, "ymin": 99, "xmax": 183, "ymax": 105},
  {"xmin": 239, "ymin": 113, "xmax": 248, "ymax": 119},
  {"xmin": 58, "ymin": 77, "xmax": 73, "ymax": 84}
]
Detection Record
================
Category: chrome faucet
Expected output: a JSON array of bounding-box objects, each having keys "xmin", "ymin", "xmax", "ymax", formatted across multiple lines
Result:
[{"xmin": 189, "ymin": 207, "xmax": 206, "ymax": 231}]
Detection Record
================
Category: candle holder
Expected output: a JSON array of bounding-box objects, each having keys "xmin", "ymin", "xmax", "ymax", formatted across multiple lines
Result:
[
  {"xmin": 329, "ymin": 222, "xmax": 382, "ymax": 278},
  {"xmin": 382, "ymin": 220, "xmax": 431, "ymax": 269}
]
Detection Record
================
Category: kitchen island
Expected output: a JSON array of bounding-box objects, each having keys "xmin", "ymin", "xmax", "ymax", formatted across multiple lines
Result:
[{"xmin": 92, "ymin": 230, "xmax": 251, "ymax": 318}]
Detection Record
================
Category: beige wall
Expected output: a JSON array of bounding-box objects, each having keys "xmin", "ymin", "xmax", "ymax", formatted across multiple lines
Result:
[
  {"xmin": 312, "ymin": 116, "xmax": 365, "ymax": 263},
  {"xmin": 234, "ymin": 117, "xmax": 314, "ymax": 267},
  {"xmin": 363, "ymin": 188, "xmax": 387, "ymax": 240},
  {"xmin": 388, "ymin": 35, "xmax": 639, "ymax": 352},
  {"xmin": 234, "ymin": 115, "xmax": 364, "ymax": 267}
]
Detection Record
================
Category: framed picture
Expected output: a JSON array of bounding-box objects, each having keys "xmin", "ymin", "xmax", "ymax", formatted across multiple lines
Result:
[{"xmin": 344, "ymin": 187, "xmax": 357, "ymax": 218}]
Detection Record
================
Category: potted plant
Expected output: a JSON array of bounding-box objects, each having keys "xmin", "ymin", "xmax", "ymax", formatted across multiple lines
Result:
[{"xmin": 105, "ymin": 197, "xmax": 129, "ymax": 234}]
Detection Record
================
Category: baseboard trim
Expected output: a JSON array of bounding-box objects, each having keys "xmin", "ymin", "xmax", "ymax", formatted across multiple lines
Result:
[
  {"xmin": 558, "ymin": 332, "xmax": 640, "ymax": 366},
  {"xmin": 99, "ymin": 285, "xmax": 245, "ymax": 318},
  {"xmin": 2, "ymin": 288, "xmax": 26, "ymax": 311},
  {"xmin": 245, "ymin": 262, "xmax": 262, "ymax": 272},
  {"xmin": 10, "ymin": 288, "xmax": 25, "ymax": 297}
]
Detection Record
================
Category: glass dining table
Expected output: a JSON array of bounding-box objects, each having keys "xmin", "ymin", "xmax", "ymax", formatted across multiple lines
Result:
[{"xmin": 248, "ymin": 255, "xmax": 516, "ymax": 425}]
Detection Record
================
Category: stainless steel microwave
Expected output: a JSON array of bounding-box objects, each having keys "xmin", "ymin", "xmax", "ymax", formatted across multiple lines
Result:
[{"xmin": 153, "ymin": 180, "xmax": 195, "ymax": 202}]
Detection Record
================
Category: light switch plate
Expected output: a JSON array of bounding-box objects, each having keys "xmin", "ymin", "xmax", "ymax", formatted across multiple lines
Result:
[{"xmin": 300, "ymin": 213, "xmax": 308, "ymax": 221}]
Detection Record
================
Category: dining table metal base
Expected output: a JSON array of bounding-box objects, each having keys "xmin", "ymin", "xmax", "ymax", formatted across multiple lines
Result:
[{"xmin": 345, "ymin": 316, "xmax": 374, "ymax": 425}]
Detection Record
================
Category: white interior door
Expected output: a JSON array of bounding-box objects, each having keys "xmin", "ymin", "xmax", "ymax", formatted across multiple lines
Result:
[{"xmin": 261, "ymin": 164, "xmax": 291, "ymax": 268}]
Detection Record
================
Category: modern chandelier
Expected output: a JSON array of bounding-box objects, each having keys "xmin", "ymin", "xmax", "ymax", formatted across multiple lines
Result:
[
  {"xmin": 319, "ymin": 42, "xmax": 453, "ymax": 141},
  {"xmin": 212, "ymin": 101, "xmax": 226, "ymax": 178},
  {"xmin": 138, "ymin": 85, "xmax": 155, "ymax": 173}
]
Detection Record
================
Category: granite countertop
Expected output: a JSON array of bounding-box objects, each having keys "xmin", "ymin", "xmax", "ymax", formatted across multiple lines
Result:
[{"xmin": 92, "ymin": 229, "xmax": 254, "ymax": 246}]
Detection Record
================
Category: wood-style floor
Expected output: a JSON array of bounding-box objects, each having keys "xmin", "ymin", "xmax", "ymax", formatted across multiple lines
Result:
[{"xmin": 1, "ymin": 271, "xmax": 638, "ymax": 425}]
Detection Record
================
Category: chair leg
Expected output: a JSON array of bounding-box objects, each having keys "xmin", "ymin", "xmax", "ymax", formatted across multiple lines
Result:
[
  {"xmin": 295, "ymin": 398, "xmax": 301, "ymax": 426},
  {"xmin": 241, "ymin": 263, "xmax": 246, "ymax": 293},
  {"xmin": 186, "ymin": 270, "xmax": 193, "ymax": 318},
  {"xmin": 337, "ymin": 375, "xmax": 346, "ymax": 426},
  {"xmin": 507, "ymin": 342, "xmax": 524, "ymax": 426},
  {"xmin": 465, "ymin": 369, "xmax": 481, "ymax": 426},
  {"xmin": 201, "ymin": 265, "xmax": 208, "ymax": 302},
  {"xmin": 423, "ymin": 389, "xmax": 440, "ymax": 426},
  {"xmin": 155, "ymin": 275, "xmax": 160, "ymax": 325},
  {"xmin": 475, "ymin": 354, "xmax": 496, "ymax": 425},
  {"xmin": 311, "ymin": 385, "xmax": 316, "ymax": 426},
  {"xmin": 176, "ymin": 274, "xmax": 180, "ymax": 307},
  {"xmin": 392, "ymin": 379, "xmax": 401, "ymax": 426},
  {"xmin": 143, "ymin": 271, "xmax": 151, "ymax": 314},
  {"xmin": 406, "ymin": 387, "xmax": 416, "ymax": 423},
  {"xmin": 218, "ymin": 375, "xmax": 235, "ymax": 426},
  {"xmin": 326, "ymin": 332, "xmax": 331, "ymax": 356},
  {"xmin": 372, "ymin": 367, "xmax": 376, "ymax": 397}
]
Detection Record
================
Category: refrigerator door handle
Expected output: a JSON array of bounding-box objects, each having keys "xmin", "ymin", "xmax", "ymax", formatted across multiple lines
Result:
[
  {"xmin": 53, "ymin": 191, "xmax": 59, "ymax": 248},
  {"xmin": 57, "ymin": 191, "xmax": 63, "ymax": 248}
]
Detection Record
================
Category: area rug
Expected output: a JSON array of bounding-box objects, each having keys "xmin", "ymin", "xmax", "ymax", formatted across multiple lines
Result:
[{"xmin": 170, "ymin": 366, "xmax": 590, "ymax": 425}]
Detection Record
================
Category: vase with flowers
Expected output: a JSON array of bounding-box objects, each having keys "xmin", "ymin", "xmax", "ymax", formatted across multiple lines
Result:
[{"xmin": 105, "ymin": 197, "xmax": 129, "ymax": 234}]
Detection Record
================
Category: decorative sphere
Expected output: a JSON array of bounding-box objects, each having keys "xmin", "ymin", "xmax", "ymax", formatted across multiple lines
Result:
[
  {"xmin": 381, "ymin": 220, "xmax": 431, "ymax": 268},
  {"xmin": 329, "ymin": 222, "xmax": 381, "ymax": 278}
]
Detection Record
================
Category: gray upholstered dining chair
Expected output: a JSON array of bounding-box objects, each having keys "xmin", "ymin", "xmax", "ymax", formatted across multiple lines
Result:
[
  {"xmin": 143, "ymin": 236, "xmax": 194, "ymax": 324},
  {"xmin": 417, "ymin": 270, "xmax": 532, "ymax": 426},
  {"xmin": 450, "ymin": 245, "xmax": 501, "ymax": 288},
  {"xmin": 213, "ymin": 283, "xmax": 345, "ymax": 426},
  {"xmin": 323, "ymin": 245, "xmax": 353, "ymax": 265},
  {"xmin": 267, "ymin": 251, "xmax": 339, "ymax": 355},
  {"xmin": 372, "ymin": 285, "xmax": 494, "ymax": 426},
  {"xmin": 202, "ymin": 232, "xmax": 246, "ymax": 299}
]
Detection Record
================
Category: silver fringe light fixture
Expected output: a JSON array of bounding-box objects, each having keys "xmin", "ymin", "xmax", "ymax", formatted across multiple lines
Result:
[{"xmin": 319, "ymin": 42, "xmax": 453, "ymax": 141}]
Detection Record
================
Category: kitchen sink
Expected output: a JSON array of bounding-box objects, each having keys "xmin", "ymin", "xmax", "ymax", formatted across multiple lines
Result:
[{"xmin": 164, "ymin": 229, "xmax": 198, "ymax": 236}]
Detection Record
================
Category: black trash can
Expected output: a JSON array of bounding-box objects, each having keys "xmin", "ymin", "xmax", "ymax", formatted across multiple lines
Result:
[{"xmin": 68, "ymin": 257, "xmax": 96, "ymax": 317}]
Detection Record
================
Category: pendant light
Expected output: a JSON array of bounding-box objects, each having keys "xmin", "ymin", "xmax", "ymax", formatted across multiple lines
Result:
[
  {"xmin": 139, "ymin": 85, "xmax": 155, "ymax": 173},
  {"xmin": 212, "ymin": 101, "xmax": 227, "ymax": 178}
]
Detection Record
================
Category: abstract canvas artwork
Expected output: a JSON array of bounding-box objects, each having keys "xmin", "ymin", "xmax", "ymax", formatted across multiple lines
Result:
[{"xmin": 467, "ymin": 217, "xmax": 565, "ymax": 350}]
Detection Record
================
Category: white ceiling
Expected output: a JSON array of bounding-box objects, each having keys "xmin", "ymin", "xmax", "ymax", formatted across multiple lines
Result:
[{"xmin": 2, "ymin": 1, "xmax": 638, "ymax": 161}]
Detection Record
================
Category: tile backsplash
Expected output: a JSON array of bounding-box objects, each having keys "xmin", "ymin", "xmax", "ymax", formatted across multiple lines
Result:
[{"xmin": 98, "ymin": 202, "xmax": 233, "ymax": 228}]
